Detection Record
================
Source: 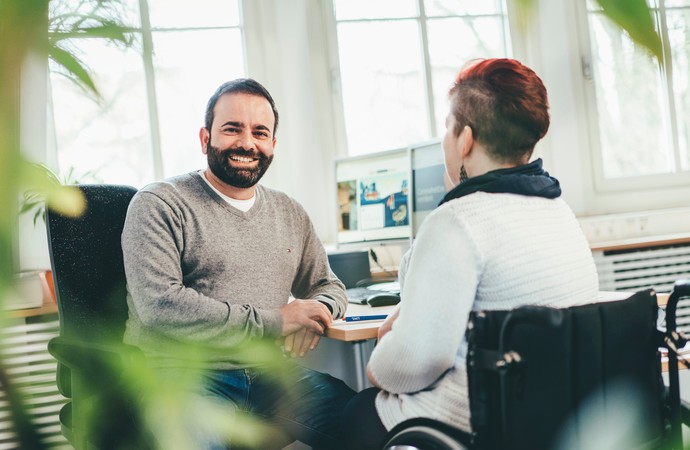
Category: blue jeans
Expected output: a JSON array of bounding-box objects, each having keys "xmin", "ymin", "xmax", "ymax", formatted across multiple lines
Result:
[{"xmin": 203, "ymin": 362, "xmax": 355, "ymax": 449}]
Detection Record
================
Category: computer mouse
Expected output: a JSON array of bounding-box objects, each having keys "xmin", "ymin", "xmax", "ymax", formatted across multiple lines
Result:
[{"xmin": 366, "ymin": 292, "xmax": 400, "ymax": 307}]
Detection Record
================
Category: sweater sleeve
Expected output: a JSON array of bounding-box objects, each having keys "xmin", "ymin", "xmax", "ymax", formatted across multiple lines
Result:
[
  {"xmin": 290, "ymin": 215, "xmax": 348, "ymax": 319},
  {"xmin": 367, "ymin": 206, "xmax": 483, "ymax": 394},
  {"xmin": 122, "ymin": 191, "xmax": 283, "ymax": 349}
]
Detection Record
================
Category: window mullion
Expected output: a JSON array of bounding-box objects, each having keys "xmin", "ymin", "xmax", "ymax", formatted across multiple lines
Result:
[
  {"xmin": 657, "ymin": 0, "xmax": 682, "ymax": 172},
  {"xmin": 498, "ymin": 0, "xmax": 512, "ymax": 58},
  {"xmin": 138, "ymin": 0, "xmax": 164, "ymax": 180},
  {"xmin": 417, "ymin": 0, "xmax": 436, "ymax": 136}
]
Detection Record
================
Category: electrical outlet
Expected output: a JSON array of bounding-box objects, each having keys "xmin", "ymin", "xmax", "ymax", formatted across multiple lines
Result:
[{"xmin": 580, "ymin": 207, "xmax": 690, "ymax": 245}]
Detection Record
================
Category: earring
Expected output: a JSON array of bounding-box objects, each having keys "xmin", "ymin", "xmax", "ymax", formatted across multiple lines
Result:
[{"xmin": 460, "ymin": 165, "xmax": 469, "ymax": 183}]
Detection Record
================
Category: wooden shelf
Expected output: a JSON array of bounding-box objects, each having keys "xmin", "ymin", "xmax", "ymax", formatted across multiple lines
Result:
[
  {"xmin": 5, "ymin": 302, "xmax": 58, "ymax": 319},
  {"xmin": 589, "ymin": 233, "xmax": 690, "ymax": 252}
]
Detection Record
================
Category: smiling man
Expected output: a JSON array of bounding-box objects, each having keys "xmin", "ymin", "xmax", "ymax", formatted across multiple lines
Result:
[
  {"xmin": 201, "ymin": 89, "xmax": 275, "ymax": 196},
  {"xmin": 121, "ymin": 79, "xmax": 354, "ymax": 449}
]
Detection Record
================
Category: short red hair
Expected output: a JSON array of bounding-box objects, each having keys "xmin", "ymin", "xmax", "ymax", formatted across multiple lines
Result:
[{"xmin": 448, "ymin": 58, "xmax": 549, "ymax": 163}]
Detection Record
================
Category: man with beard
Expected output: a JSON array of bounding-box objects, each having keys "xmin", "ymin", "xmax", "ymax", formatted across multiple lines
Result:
[{"xmin": 121, "ymin": 78, "xmax": 355, "ymax": 449}]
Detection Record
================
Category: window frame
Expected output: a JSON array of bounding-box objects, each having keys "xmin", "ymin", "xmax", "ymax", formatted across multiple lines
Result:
[
  {"xmin": 575, "ymin": 0, "xmax": 690, "ymax": 196},
  {"xmin": 323, "ymin": 0, "xmax": 514, "ymax": 157},
  {"xmin": 47, "ymin": 0, "xmax": 245, "ymax": 186}
]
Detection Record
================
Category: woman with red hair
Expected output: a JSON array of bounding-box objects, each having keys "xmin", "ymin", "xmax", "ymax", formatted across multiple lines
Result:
[{"xmin": 341, "ymin": 59, "xmax": 599, "ymax": 449}]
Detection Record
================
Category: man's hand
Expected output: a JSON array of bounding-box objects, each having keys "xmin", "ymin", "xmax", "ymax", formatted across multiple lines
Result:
[
  {"xmin": 280, "ymin": 299, "xmax": 332, "ymax": 357},
  {"xmin": 284, "ymin": 328, "xmax": 322, "ymax": 357},
  {"xmin": 280, "ymin": 299, "xmax": 332, "ymax": 336}
]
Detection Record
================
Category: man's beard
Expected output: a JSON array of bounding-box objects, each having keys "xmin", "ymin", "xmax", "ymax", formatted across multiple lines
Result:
[{"xmin": 206, "ymin": 140, "xmax": 273, "ymax": 189}]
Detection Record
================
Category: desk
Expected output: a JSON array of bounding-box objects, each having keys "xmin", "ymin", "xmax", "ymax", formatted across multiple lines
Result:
[
  {"xmin": 324, "ymin": 303, "xmax": 396, "ymax": 390},
  {"xmin": 327, "ymin": 292, "xmax": 668, "ymax": 340},
  {"xmin": 327, "ymin": 292, "xmax": 677, "ymax": 390},
  {"xmin": 325, "ymin": 292, "xmax": 667, "ymax": 341},
  {"xmin": 326, "ymin": 303, "xmax": 397, "ymax": 341}
]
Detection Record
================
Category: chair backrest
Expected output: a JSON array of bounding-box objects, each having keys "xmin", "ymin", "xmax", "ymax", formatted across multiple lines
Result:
[
  {"xmin": 466, "ymin": 289, "xmax": 666, "ymax": 450},
  {"xmin": 46, "ymin": 184, "xmax": 138, "ymax": 345}
]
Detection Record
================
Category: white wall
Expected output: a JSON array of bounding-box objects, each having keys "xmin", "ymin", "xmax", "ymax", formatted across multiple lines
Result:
[
  {"xmin": 242, "ymin": 0, "xmax": 344, "ymax": 245},
  {"xmin": 18, "ymin": 52, "xmax": 51, "ymax": 271},
  {"xmin": 519, "ymin": 0, "xmax": 590, "ymax": 215}
]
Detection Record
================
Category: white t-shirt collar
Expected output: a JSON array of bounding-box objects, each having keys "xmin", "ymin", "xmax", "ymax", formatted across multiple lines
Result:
[{"xmin": 199, "ymin": 170, "xmax": 256, "ymax": 212}]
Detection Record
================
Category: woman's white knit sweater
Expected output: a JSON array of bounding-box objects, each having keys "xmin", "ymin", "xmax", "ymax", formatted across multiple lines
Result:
[{"xmin": 369, "ymin": 192, "xmax": 599, "ymax": 432}]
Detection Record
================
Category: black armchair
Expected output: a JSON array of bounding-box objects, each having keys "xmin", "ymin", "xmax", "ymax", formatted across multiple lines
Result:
[
  {"xmin": 383, "ymin": 282, "xmax": 690, "ymax": 450},
  {"xmin": 45, "ymin": 184, "xmax": 150, "ymax": 449}
]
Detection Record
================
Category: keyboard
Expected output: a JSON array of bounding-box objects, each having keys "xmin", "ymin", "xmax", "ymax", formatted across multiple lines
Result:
[
  {"xmin": 346, "ymin": 287, "xmax": 382, "ymax": 304},
  {"xmin": 346, "ymin": 284, "xmax": 401, "ymax": 305}
]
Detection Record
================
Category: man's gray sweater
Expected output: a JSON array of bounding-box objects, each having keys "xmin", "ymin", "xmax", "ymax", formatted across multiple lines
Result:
[{"xmin": 121, "ymin": 171, "xmax": 346, "ymax": 369}]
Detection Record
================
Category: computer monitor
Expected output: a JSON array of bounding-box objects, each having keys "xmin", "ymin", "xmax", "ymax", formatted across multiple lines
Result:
[
  {"xmin": 335, "ymin": 148, "xmax": 411, "ymax": 246},
  {"xmin": 410, "ymin": 139, "xmax": 446, "ymax": 238},
  {"xmin": 327, "ymin": 250, "xmax": 371, "ymax": 289}
]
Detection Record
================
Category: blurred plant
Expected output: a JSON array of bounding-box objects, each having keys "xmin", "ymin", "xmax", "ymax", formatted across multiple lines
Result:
[
  {"xmin": 52, "ymin": 326, "xmax": 294, "ymax": 449},
  {"xmin": 1, "ymin": 0, "xmax": 131, "ymax": 448},
  {"xmin": 515, "ymin": 0, "xmax": 663, "ymax": 63},
  {"xmin": 116, "ymin": 338, "xmax": 296, "ymax": 449},
  {"xmin": 48, "ymin": 0, "xmax": 134, "ymax": 100},
  {"xmin": 19, "ymin": 164, "xmax": 100, "ymax": 226}
]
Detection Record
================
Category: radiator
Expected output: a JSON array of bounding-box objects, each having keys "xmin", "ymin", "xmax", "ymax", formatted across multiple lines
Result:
[
  {"xmin": 0, "ymin": 319, "xmax": 69, "ymax": 450},
  {"xmin": 593, "ymin": 242, "xmax": 690, "ymax": 293}
]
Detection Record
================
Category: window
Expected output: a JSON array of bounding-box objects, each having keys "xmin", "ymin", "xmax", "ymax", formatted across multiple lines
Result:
[
  {"xmin": 582, "ymin": 0, "xmax": 690, "ymax": 184},
  {"xmin": 330, "ymin": 0, "xmax": 512, "ymax": 155},
  {"xmin": 49, "ymin": 0, "xmax": 245, "ymax": 187}
]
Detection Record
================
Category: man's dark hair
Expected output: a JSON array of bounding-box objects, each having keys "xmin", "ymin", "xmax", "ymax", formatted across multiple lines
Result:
[{"xmin": 204, "ymin": 78, "xmax": 279, "ymax": 136}]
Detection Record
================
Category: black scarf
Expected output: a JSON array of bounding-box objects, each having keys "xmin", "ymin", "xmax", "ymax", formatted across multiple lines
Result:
[{"xmin": 439, "ymin": 158, "xmax": 561, "ymax": 206}]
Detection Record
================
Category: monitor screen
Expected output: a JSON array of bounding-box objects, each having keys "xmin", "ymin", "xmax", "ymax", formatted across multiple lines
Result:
[
  {"xmin": 410, "ymin": 139, "xmax": 446, "ymax": 238},
  {"xmin": 327, "ymin": 250, "xmax": 371, "ymax": 289},
  {"xmin": 335, "ymin": 148, "xmax": 411, "ymax": 245}
]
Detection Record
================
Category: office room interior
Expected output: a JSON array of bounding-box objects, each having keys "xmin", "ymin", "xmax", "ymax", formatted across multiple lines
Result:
[{"xmin": 3, "ymin": 0, "xmax": 690, "ymax": 448}]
